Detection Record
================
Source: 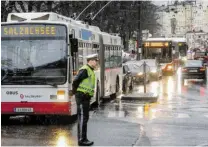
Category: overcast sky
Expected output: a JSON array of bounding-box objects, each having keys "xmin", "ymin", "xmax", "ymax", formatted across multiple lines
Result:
[
  {"xmin": 152, "ymin": 0, "xmax": 169, "ymax": 6},
  {"xmin": 152, "ymin": 0, "xmax": 208, "ymax": 6}
]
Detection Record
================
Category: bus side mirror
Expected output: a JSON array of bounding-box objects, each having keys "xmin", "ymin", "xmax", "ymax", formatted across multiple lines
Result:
[{"xmin": 70, "ymin": 38, "xmax": 78, "ymax": 55}]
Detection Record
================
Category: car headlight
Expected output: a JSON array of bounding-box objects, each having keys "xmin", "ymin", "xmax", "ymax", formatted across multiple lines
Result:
[
  {"xmin": 137, "ymin": 72, "xmax": 143, "ymax": 76},
  {"xmin": 151, "ymin": 70, "xmax": 157, "ymax": 73},
  {"xmin": 167, "ymin": 65, "xmax": 173, "ymax": 70}
]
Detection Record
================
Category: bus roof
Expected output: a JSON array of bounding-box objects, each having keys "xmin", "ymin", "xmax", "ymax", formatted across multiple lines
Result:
[
  {"xmin": 145, "ymin": 37, "xmax": 186, "ymax": 42},
  {"xmin": 145, "ymin": 38, "xmax": 172, "ymax": 41},
  {"xmin": 5, "ymin": 12, "xmax": 122, "ymax": 46}
]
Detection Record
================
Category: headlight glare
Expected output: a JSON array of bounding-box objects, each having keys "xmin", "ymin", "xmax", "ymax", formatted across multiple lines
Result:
[
  {"xmin": 151, "ymin": 70, "xmax": 157, "ymax": 73},
  {"xmin": 137, "ymin": 72, "xmax": 143, "ymax": 76}
]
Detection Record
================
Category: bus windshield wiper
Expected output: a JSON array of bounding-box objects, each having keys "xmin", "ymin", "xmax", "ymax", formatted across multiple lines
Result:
[
  {"xmin": 28, "ymin": 79, "xmax": 58, "ymax": 88},
  {"xmin": 1, "ymin": 69, "xmax": 12, "ymax": 82},
  {"xmin": 1, "ymin": 72, "xmax": 9, "ymax": 82}
]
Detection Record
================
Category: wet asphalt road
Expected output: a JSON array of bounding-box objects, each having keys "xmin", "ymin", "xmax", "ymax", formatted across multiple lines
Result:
[{"xmin": 1, "ymin": 68, "xmax": 208, "ymax": 146}]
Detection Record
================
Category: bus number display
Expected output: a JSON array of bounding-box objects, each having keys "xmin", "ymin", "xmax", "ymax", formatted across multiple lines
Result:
[
  {"xmin": 144, "ymin": 42, "xmax": 169, "ymax": 48},
  {"xmin": 1, "ymin": 24, "xmax": 66, "ymax": 37}
]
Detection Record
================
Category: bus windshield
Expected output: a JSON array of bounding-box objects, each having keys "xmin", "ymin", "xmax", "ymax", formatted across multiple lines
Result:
[
  {"xmin": 143, "ymin": 47, "xmax": 172, "ymax": 63},
  {"xmin": 1, "ymin": 24, "xmax": 67, "ymax": 85}
]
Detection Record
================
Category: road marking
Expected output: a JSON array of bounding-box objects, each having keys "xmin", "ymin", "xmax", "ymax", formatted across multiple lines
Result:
[{"xmin": 176, "ymin": 113, "xmax": 190, "ymax": 118}]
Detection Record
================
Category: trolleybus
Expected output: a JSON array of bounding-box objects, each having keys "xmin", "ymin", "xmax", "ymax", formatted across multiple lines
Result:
[{"xmin": 1, "ymin": 12, "xmax": 123, "ymax": 120}]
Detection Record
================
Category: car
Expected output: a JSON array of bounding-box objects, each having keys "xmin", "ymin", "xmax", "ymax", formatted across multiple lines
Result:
[
  {"xmin": 122, "ymin": 64, "xmax": 134, "ymax": 93},
  {"xmin": 181, "ymin": 60, "xmax": 207, "ymax": 84},
  {"xmin": 125, "ymin": 61, "xmax": 150, "ymax": 84},
  {"xmin": 139, "ymin": 59, "xmax": 162, "ymax": 81},
  {"xmin": 193, "ymin": 51, "xmax": 208, "ymax": 66}
]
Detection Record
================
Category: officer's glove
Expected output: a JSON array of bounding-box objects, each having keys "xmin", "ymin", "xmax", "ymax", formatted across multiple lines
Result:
[{"xmin": 69, "ymin": 90, "xmax": 74, "ymax": 96}]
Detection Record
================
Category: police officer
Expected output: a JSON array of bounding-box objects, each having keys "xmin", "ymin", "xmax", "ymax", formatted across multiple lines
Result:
[{"xmin": 72, "ymin": 54, "xmax": 98, "ymax": 146}]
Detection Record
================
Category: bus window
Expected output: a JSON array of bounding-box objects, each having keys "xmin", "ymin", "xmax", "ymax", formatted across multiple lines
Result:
[
  {"xmin": 78, "ymin": 48, "xmax": 83, "ymax": 69},
  {"xmin": 105, "ymin": 46, "xmax": 110, "ymax": 69},
  {"xmin": 118, "ymin": 47, "xmax": 122, "ymax": 67},
  {"xmin": 109, "ymin": 46, "xmax": 115, "ymax": 68}
]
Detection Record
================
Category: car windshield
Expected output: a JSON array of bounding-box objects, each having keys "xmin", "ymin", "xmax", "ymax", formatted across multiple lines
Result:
[
  {"xmin": 1, "ymin": 24, "xmax": 67, "ymax": 85},
  {"xmin": 141, "ymin": 60, "xmax": 156, "ymax": 67},
  {"xmin": 185, "ymin": 60, "xmax": 202, "ymax": 67},
  {"xmin": 127, "ymin": 63, "xmax": 150, "ymax": 73}
]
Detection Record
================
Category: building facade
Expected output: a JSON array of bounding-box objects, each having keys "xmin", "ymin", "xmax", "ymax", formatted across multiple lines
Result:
[
  {"xmin": 157, "ymin": 0, "xmax": 208, "ymax": 49},
  {"xmin": 158, "ymin": 0, "xmax": 208, "ymax": 37}
]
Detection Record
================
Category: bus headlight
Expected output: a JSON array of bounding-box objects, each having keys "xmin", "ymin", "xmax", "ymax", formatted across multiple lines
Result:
[
  {"xmin": 57, "ymin": 90, "xmax": 65, "ymax": 100},
  {"xmin": 167, "ymin": 65, "xmax": 173, "ymax": 70}
]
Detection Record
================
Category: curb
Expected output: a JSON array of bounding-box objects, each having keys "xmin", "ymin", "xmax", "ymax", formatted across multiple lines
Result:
[{"xmin": 121, "ymin": 93, "xmax": 158, "ymax": 101}]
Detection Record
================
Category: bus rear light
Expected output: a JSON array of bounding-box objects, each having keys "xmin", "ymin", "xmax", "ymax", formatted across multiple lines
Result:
[
  {"xmin": 200, "ymin": 67, "xmax": 206, "ymax": 71},
  {"xmin": 182, "ymin": 68, "xmax": 187, "ymax": 72}
]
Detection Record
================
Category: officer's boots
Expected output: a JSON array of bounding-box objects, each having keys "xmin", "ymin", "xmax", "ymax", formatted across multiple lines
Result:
[{"xmin": 78, "ymin": 139, "xmax": 94, "ymax": 146}]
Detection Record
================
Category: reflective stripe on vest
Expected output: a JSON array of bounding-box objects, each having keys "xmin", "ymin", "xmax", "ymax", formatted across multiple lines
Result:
[{"xmin": 77, "ymin": 65, "xmax": 95, "ymax": 96}]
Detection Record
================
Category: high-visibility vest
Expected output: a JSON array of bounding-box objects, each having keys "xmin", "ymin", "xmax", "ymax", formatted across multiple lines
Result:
[{"xmin": 77, "ymin": 65, "xmax": 95, "ymax": 96}]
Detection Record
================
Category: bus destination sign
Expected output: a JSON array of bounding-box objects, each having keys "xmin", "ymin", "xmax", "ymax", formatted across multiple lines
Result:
[
  {"xmin": 1, "ymin": 24, "xmax": 66, "ymax": 37},
  {"xmin": 144, "ymin": 42, "xmax": 169, "ymax": 48}
]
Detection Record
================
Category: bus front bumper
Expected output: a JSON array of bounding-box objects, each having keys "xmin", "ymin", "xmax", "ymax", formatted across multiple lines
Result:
[{"xmin": 1, "ymin": 102, "xmax": 71, "ymax": 115}]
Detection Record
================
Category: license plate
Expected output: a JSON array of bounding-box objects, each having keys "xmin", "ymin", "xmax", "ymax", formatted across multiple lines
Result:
[
  {"xmin": 189, "ymin": 70, "xmax": 197, "ymax": 72},
  {"xmin": 14, "ymin": 108, "xmax": 33, "ymax": 112}
]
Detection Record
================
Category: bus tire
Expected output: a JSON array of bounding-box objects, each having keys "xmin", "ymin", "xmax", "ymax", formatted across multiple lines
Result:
[
  {"xmin": 1, "ymin": 115, "xmax": 10, "ymax": 124},
  {"xmin": 122, "ymin": 79, "xmax": 127, "ymax": 93},
  {"xmin": 129, "ymin": 80, "xmax": 133, "ymax": 91},
  {"xmin": 110, "ymin": 77, "xmax": 119, "ymax": 99}
]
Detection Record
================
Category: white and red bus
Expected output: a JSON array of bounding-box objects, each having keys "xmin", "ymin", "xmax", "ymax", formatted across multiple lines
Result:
[
  {"xmin": 1, "ymin": 12, "xmax": 123, "ymax": 120},
  {"xmin": 142, "ymin": 38, "xmax": 188, "ymax": 75}
]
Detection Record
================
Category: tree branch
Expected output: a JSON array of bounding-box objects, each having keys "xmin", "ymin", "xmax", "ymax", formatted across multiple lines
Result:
[{"xmin": 17, "ymin": 1, "xmax": 27, "ymax": 12}]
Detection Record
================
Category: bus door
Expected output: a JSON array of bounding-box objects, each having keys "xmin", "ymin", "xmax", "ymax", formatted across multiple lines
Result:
[{"xmin": 70, "ymin": 37, "xmax": 79, "ymax": 76}]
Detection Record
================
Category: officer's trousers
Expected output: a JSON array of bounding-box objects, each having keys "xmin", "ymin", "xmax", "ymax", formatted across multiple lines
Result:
[{"xmin": 75, "ymin": 92, "xmax": 91, "ymax": 141}]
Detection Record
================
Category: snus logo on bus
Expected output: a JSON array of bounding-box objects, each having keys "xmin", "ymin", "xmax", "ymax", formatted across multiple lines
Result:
[{"xmin": 6, "ymin": 91, "xmax": 18, "ymax": 95}]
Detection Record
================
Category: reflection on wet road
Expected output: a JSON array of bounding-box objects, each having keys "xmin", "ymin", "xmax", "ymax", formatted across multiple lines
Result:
[
  {"xmin": 93, "ymin": 70, "xmax": 208, "ymax": 146},
  {"xmin": 2, "ymin": 69, "xmax": 208, "ymax": 146}
]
